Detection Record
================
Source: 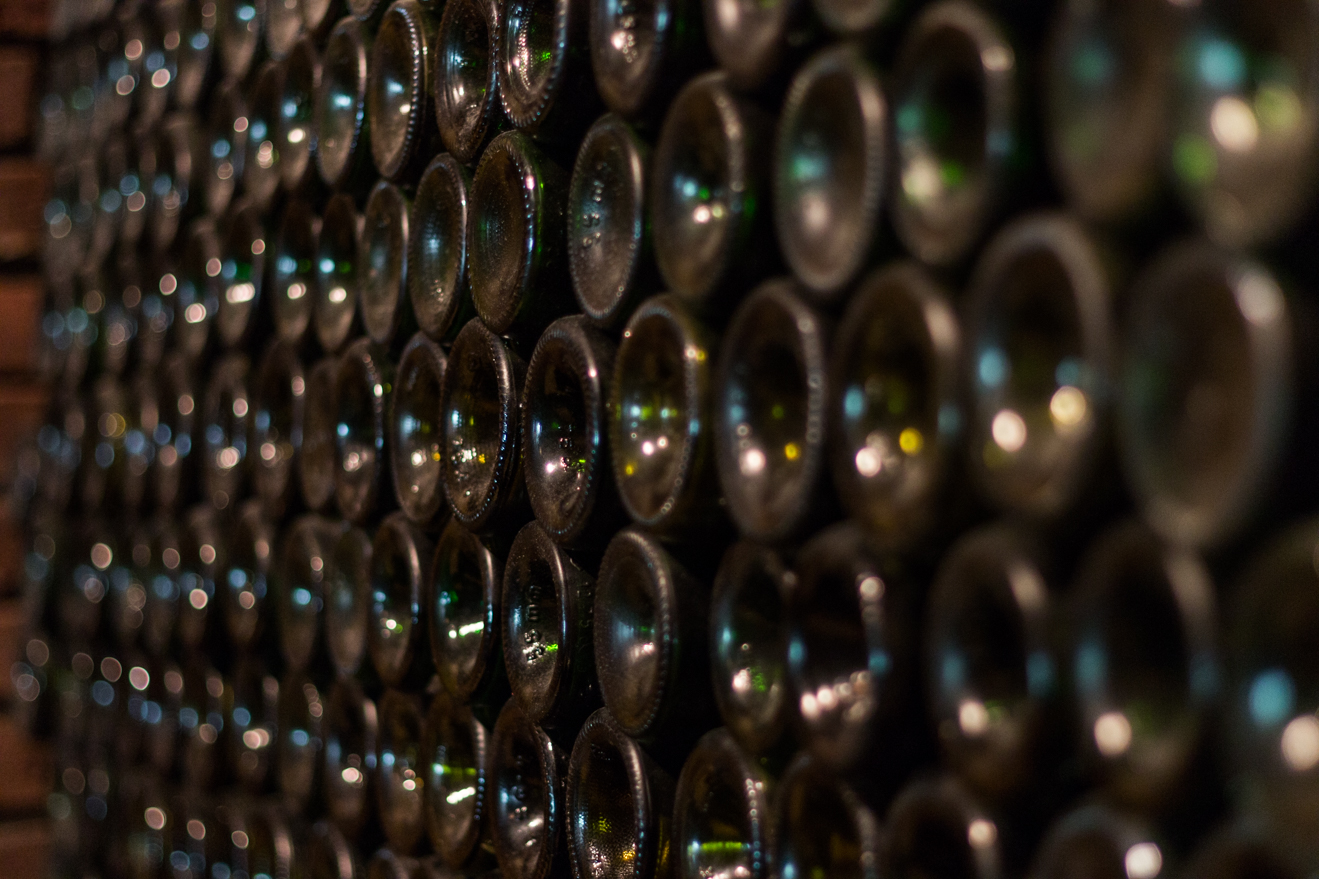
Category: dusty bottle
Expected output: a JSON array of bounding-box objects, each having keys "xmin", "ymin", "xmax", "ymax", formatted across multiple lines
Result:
[
  {"xmin": 714, "ymin": 279, "xmax": 831, "ymax": 543},
  {"xmin": 428, "ymin": 519, "xmax": 509, "ymax": 705},
  {"xmin": 672, "ymin": 728, "xmax": 775, "ymax": 879},
  {"xmin": 701, "ymin": 0, "xmax": 813, "ymax": 90},
  {"xmin": 149, "ymin": 115, "xmax": 204, "ymax": 257},
  {"xmin": 502, "ymin": 520, "xmax": 599, "ymax": 730},
  {"xmin": 709, "ymin": 540, "xmax": 793, "ymax": 762},
  {"xmin": 225, "ymin": 655, "xmax": 280, "ymax": 792},
  {"xmin": 565, "ymin": 708, "xmax": 674, "ymax": 879},
  {"xmin": 408, "ymin": 153, "xmax": 474, "ymax": 340},
  {"xmin": 469, "ymin": 132, "xmax": 573, "ymax": 343},
  {"xmin": 174, "ymin": 218, "xmax": 222, "ymax": 364},
  {"xmin": 774, "ymin": 43, "xmax": 888, "ymax": 298},
  {"xmin": 216, "ymin": 201, "xmax": 271, "ymax": 351},
  {"xmin": 651, "ymin": 72, "xmax": 775, "ymax": 311},
  {"xmin": 176, "ymin": 504, "xmax": 226, "ymax": 656},
  {"xmin": 252, "ymin": 340, "xmax": 307, "ymax": 520},
  {"xmin": 608, "ymin": 293, "xmax": 722, "ymax": 538},
  {"xmin": 368, "ymin": 512, "xmax": 436, "ymax": 689},
  {"xmin": 498, "ymin": 0, "xmax": 597, "ymax": 142},
  {"xmin": 594, "ymin": 526, "xmax": 714, "ymax": 759},
  {"xmin": 434, "ymin": 0, "xmax": 503, "ymax": 165},
  {"xmin": 308, "ymin": 819, "xmax": 363, "ymax": 879},
  {"xmin": 830, "ymin": 261, "xmax": 963, "ymax": 551},
  {"xmin": 335, "ymin": 337, "xmax": 394, "ymax": 523},
  {"xmin": 567, "ymin": 114, "xmax": 654, "ymax": 329},
  {"xmin": 220, "ymin": 500, "xmax": 279, "ymax": 653},
  {"xmin": 359, "ymin": 180, "xmax": 417, "ymax": 346},
  {"xmin": 389, "ymin": 332, "xmax": 449, "ymax": 524},
  {"xmin": 964, "ymin": 213, "xmax": 1116, "ymax": 521},
  {"xmin": 522, "ymin": 316, "xmax": 619, "ymax": 547},
  {"xmin": 367, "ymin": 0, "xmax": 439, "ymax": 181},
  {"xmin": 217, "ymin": 0, "xmax": 263, "ymax": 79},
  {"xmin": 489, "ymin": 698, "xmax": 567, "ymax": 879},
  {"xmin": 440, "ymin": 319, "xmax": 528, "ymax": 532},
  {"xmin": 315, "ymin": 16, "xmax": 373, "ymax": 193},
  {"xmin": 588, "ymin": 0, "xmax": 705, "ymax": 119},
  {"xmin": 423, "ymin": 693, "xmax": 494, "ymax": 869}
]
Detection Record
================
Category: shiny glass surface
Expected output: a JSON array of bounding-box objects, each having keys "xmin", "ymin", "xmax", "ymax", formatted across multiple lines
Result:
[
  {"xmin": 589, "ymin": 0, "xmax": 661, "ymax": 114},
  {"xmin": 226, "ymin": 658, "xmax": 278, "ymax": 790},
  {"xmin": 470, "ymin": 133, "xmax": 535, "ymax": 334},
  {"xmin": 369, "ymin": 514, "xmax": 424, "ymax": 686},
  {"xmin": 243, "ymin": 61, "xmax": 284, "ymax": 207},
  {"xmin": 216, "ymin": 204, "xmax": 266, "ymax": 349},
  {"xmin": 315, "ymin": 194, "xmax": 361, "ymax": 353},
  {"xmin": 500, "ymin": 0, "xmax": 564, "ymax": 126},
  {"xmin": 220, "ymin": 501, "xmax": 272, "ymax": 649},
  {"xmin": 325, "ymin": 525, "xmax": 373, "ymax": 677},
  {"xmin": 335, "ymin": 339, "xmax": 391, "ymax": 522},
  {"xmin": 704, "ymin": 0, "xmax": 799, "ymax": 89},
  {"xmin": 776, "ymin": 44, "xmax": 886, "ymax": 295},
  {"xmin": 775, "ymin": 757, "xmax": 879, "ymax": 879},
  {"xmin": 568, "ymin": 714, "xmax": 647, "ymax": 879},
  {"xmin": 430, "ymin": 520, "xmax": 501, "ymax": 699},
  {"xmin": 299, "ymin": 357, "xmax": 341, "ymax": 513},
  {"xmin": 673, "ymin": 730, "xmax": 771, "ymax": 879},
  {"xmin": 409, "ymin": 154, "xmax": 470, "ymax": 340},
  {"xmin": 177, "ymin": 219, "xmax": 221, "ymax": 362},
  {"xmin": 491, "ymin": 701, "xmax": 560, "ymax": 879},
  {"xmin": 436, "ymin": 0, "xmax": 500, "ymax": 164},
  {"xmin": 594, "ymin": 531, "xmax": 666, "ymax": 736},
  {"xmin": 424, "ymin": 696, "xmax": 488, "ymax": 866},
  {"xmin": 253, "ymin": 341, "xmax": 305, "ymax": 516},
  {"xmin": 205, "ymin": 81, "xmax": 247, "ymax": 217},
  {"xmin": 277, "ymin": 674, "xmax": 324, "ymax": 808},
  {"xmin": 360, "ymin": 182, "xmax": 410, "ymax": 344},
  {"xmin": 278, "ymin": 516, "xmax": 332, "ymax": 671},
  {"xmin": 368, "ymin": 2, "xmax": 423, "ymax": 179},
  {"xmin": 710, "ymin": 541, "xmax": 788, "ymax": 756},
  {"xmin": 323, "ymin": 678, "xmax": 378, "ymax": 837},
  {"xmin": 201, "ymin": 354, "xmax": 250, "ymax": 509},
  {"xmin": 884, "ymin": 777, "xmax": 1000, "ymax": 879},
  {"xmin": 377, "ymin": 691, "xmax": 427, "ymax": 853},
  {"xmin": 316, "ymin": 18, "xmax": 368, "ymax": 187},
  {"xmin": 390, "ymin": 333, "xmax": 447, "ymax": 523},
  {"xmin": 1032, "ymin": 805, "xmax": 1161, "ymax": 879},
  {"xmin": 278, "ymin": 37, "xmax": 319, "ymax": 188},
  {"xmin": 218, "ymin": 0, "xmax": 261, "ymax": 78},
  {"xmin": 569, "ymin": 114, "xmax": 646, "ymax": 324},
  {"xmin": 504, "ymin": 523, "xmax": 569, "ymax": 723}
]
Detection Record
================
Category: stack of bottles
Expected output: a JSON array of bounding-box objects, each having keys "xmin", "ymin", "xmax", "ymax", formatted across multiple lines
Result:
[{"xmin": 19, "ymin": 0, "xmax": 1319, "ymax": 876}]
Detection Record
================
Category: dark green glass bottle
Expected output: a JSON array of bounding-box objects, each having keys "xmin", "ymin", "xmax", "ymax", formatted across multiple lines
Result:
[
  {"xmin": 490, "ymin": 698, "xmax": 568, "ymax": 879},
  {"xmin": 204, "ymin": 79, "xmax": 247, "ymax": 218},
  {"xmin": 252, "ymin": 339, "xmax": 306, "ymax": 520},
  {"xmin": 390, "ymin": 332, "xmax": 449, "ymax": 525},
  {"xmin": 215, "ymin": 200, "xmax": 269, "ymax": 351},
  {"xmin": 325, "ymin": 523, "xmax": 374, "ymax": 678},
  {"xmin": 434, "ymin": 0, "xmax": 503, "ymax": 165},
  {"xmin": 428, "ymin": 519, "xmax": 509, "ymax": 704},
  {"xmin": 217, "ymin": 0, "xmax": 263, "ymax": 79},
  {"xmin": 314, "ymin": 193, "xmax": 363, "ymax": 354},
  {"xmin": 315, "ymin": 16, "xmax": 374, "ymax": 193},
  {"xmin": 377, "ymin": 688, "xmax": 429, "ymax": 853},
  {"xmin": 298, "ymin": 355, "xmax": 341, "ymax": 514},
  {"xmin": 271, "ymin": 199, "xmax": 319, "ymax": 345},
  {"xmin": 422, "ymin": 693, "xmax": 494, "ymax": 869},
  {"xmin": 409, "ymin": 153, "xmax": 475, "ymax": 341},
  {"xmin": 323, "ymin": 676, "xmax": 380, "ymax": 841},
  {"xmin": 368, "ymin": 512, "xmax": 436, "ymax": 688},
  {"xmin": 672, "ymin": 728, "xmax": 774, "ymax": 879},
  {"xmin": 201, "ymin": 352, "xmax": 251, "ymax": 510},
  {"xmin": 1028, "ymin": 804, "xmax": 1166, "ymax": 879},
  {"xmin": 277, "ymin": 514, "xmax": 342, "ymax": 672},
  {"xmin": 589, "ymin": 0, "xmax": 706, "ymax": 120},
  {"xmin": 367, "ymin": 0, "xmax": 440, "ymax": 181},
  {"xmin": 175, "ymin": 218, "xmax": 222, "ymax": 364},
  {"xmin": 220, "ymin": 499, "xmax": 277, "ymax": 651},
  {"xmin": 360, "ymin": 180, "xmax": 417, "ymax": 346},
  {"xmin": 277, "ymin": 669, "xmax": 326, "ymax": 812},
  {"xmin": 774, "ymin": 753, "xmax": 882, "ymax": 879},
  {"xmin": 335, "ymin": 337, "xmax": 395, "ymax": 523},
  {"xmin": 498, "ymin": 0, "xmax": 598, "ymax": 141},
  {"xmin": 244, "ymin": 61, "xmax": 286, "ymax": 209},
  {"xmin": 883, "ymin": 775, "xmax": 1004, "ymax": 879}
]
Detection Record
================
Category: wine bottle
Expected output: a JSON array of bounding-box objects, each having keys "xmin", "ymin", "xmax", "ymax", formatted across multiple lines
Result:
[
  {"xmin": 651, "ymin": 72, "xmax": 775, "ymax": 310},
  {"xmin": 522, "ymin": 316, "xmax": 619, "ymax": 547},
  {"xmin": 787, "ymin": 521, "xmax": 922, "ymax": 794},
  {"xmin": 423, "ymin": 693, "xmax": 494, "ymax": 869},
  {"xmin": 308, "ymin": 819, "xmax": 363, "ymax": 879},
  {"xmin": 218, "ymin": 0, "xmax": 263, "ymax": 80},
  {"xmin": 488, "ymin": 699, "xmax": 566, "ymax": 879},
  {"xmin": 315, "ymin": 194, "xmax": 363, "ymax": 354},
  {"xmin": 179, "ymin": 652, "xmax": 225, "ymax": 790},
  {"xmin": 300, "ymin": 356, "xmax": 342, "ymax": 513},
  {"xmin": 829, "ymin": 260, "xmax": 962, "ymax": 552},
  {"xmin": 774, "ymin": 43, "xmax": 887, "ymax": 298},
  {"xmin": 672, "ymin": 728, "xmax": 774, "ymax": 879},
  {"xmin": 108, "ymin": 525, "xmax": 148, "ymax": 648},
  {"xmin": 326, "ymin": 524, "xmax": 374, "ymax": 678},
  {"xmin": 323, "ymin": 675, "xmax": 380, "ymax": 841},
  {"xmin": 360, "ymin": 180, "xmax": 417, "ymax": 346},
  {"xmin": 315, "ymin": 16, "xmax": 373, "ymax": 193},
  {"xmin": 567, "ymin": 114, "xmax": 653, "ymax": 329},
  {"xmin": 390, "ymin": 332, "xmax": 449, "ymax": 524},
  {"xmin": 1118, "ymin": 242, "xmax": 1306, "ymax": 552},
  {"xmin": 244, "ymin": 61, "xmax": 286, "ymax": 209},
  {"xmin": 433, "ymin": 0, "xmax": 502, "ymax": 165},
  {"xmin": 131, "ymin": 255, "xmax": 173, "ymax": 371},
  {"xmin": 1044, "ymin": 0, "xmax": 1177, "ymax": 224},
  {"xmin": 889, "ymin": 1, "xmax": 1022, "ymax": 266},
  {"xmin": 226, "ymin": 655, "xmax": 280, "ymax": 792},
  {"xmin": 709, "ymin": 540, "xmax": 793, "ymax": 762},
  {"xmin": 1222, "ymin": 518, "xmax": 1319, "ymax": 848},
  {"xmin": 271, "ymin": 199, "xmax": 319, "ymax": 346},
  {"xmin": 564, "ymin": 708, "xmax": 674, "ymax": 879},
  {"xmin": 503, "ymin": 520, "xmax": 599, "ymax": 730},
  {"xmin": 1169, "ymin": 0, "xmax": 1319, "ymax": 247},
  {"xmin": 175, "ymin": 0, "xmax": 218, "ymax": 109},
  {"xmin": 1028, "ymin": 804, "xmax": 1166, "ymax": 879},
  {"xmin": 440, "ymin": 319, "xmax": 529, "ymax": 532},
  {"xmin": 714, "ymin": 278, "xmax": 831, "ymax": 543},
  {"xmin": 367, "ymin": 0, "xmax": 439, "ymax": 182},
  {"xmin": 588, "ymin": 0, "xmax": 705, "ymax": 119},
  {"xmin": 204, "ymin": 78, "xmax": 248, "ymax": 219},
  {"xmin": 142, "ymin": 514, "xmax": 181, "ymax": 658},
  {"xmin": 140, "ymin": 657, "xmax": 181, "ymax": 777},
  {"xmin": 1069, "ymin": 520, "xmax": 1219, "ymax": 814},
  {"xmin": 469, "ymin": 132, "xmax": 573, "ymax": 343},
  {"xmin": 964, "ymin": 212, "xmax": 1115, "ymax": 521},
  {"xmin": 201, "ymin": 352, "xmax": 252, "ymax": 510},
  {"xmin": 774, "ymin": 753, "xmax": 882, "ymax": 879},
  {"xmin": 335, "ymin": 337, "xmax": 395, "ymax": 523},
  {"xmin": 278, "ymin": 669, "xmax": 326, "ymax": 814},
  {"xmin": 428, "ymin": 519, "xmax": 508, "ymax": 704},
  {"xmin": 497, "ymin": 0, "xmax": 598, "ymax": 142},
  {"xmin": 306, "ymin": 0, "xmax": 346, "ymax": 35},
  {"xmin": 926, "ymin": 522, "xmax": 1067, "ymax": 805},
  {"xmin": 377, "ymin": 688, "xmax": 429, "ymax": 854},
  {"xmin": 351, "ymin": 0, "xmax": 392, "ymax": 21},
  {"xmin": 368, "ymin": 512, "xmax": 436, "ymax": 688},
  {"xmin": 253, "ymin": 340, "xmax": 307, "ymax": 519},
  {"xmin": 216, "ymin": 201, "xmax": 271, "ymax": 352},
  {"xmin": 594, "ymin": 526, "xmax": 714, "ymax": 758},
  {"xmin": 265, "ymin": 0, "xmax": 303, "ymax": 60},
  {"xmin": 150, "ymin": 115, "xmax": 204, "ymax": 257},
  {"xmin": 608, "ymin": 293, "xmax": 722, "ymax": 538},
  {"xmin": 175, "ymin": 218, "xmax": 222, "ymax": 364},
  {"xmin": 883, "ymin": 775, "xmax": 1005, "ymax": 879},
  {"xmin": 136, "ymin": 10, "xmax": 178, "ymax": 127},
  {"xmin": 220, "ymin": 499, "xmax": 278, "ymax": 652},
  {"xmin": 278, "ymin": 514, "xmax": 342, "ymax": 672},
  {"xmin": 177, "ymin": 504, "xmax": 225, "ymax": 656},
  {"xmin": 701, "ymin": 0, "xmax": 815, "ymax": 90},
  {"xmin": 231, "ymin": 802, "xmax": 298, "ymax": 879},
  {"xmin": 409, "ymin": 154, "xmax": 474, "ymax": 341}
]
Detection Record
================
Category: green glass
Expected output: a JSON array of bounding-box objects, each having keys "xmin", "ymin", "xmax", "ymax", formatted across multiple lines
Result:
[
  {"xmin": 272, "ymin": 200, "xmax": 319, "ymax": 344},
  {"xmin": 216, "ymin": 203, "xmax": 267, "ymax": 350},
  {"xmin": 243, "ymin": 61, "xmax": 284, "ymax": 208},
  {"xmin": 423, "ymin": 694, "xmax": 491, "ymax": 867},
  {"xmin": 278, "ymin": 35, "xmax": 320, "ymax": 190},
  {"xmin": 368, "ymin": 513, "xmax": 433, "ymax": 687},
  {"xmin": 883, "ymin": 776, "xmax": 1001, "ymax": 879},
  {"xmin": 435, "ymin": 0, "xmax": 502, "ymax": 164},
  {"xmin": 335, "ymin": 338, "xmax": 395, "ymax": 523},
  {"xmin": 316, "ymin": 17, "xmax": 371, "ymax": 190},
  {"xmin": 774, "ymin": 755, "xmax": 881, "ymax": 879},
  {"xmin": 429, "ymin": 519, "xmax": 504, "ymax": 701},
  {"xmin": 490, "ymin": 699, "xmax": 565, "ymax": 879},
  {"xmin": 390, "ymin": 332, "xmax": 449, "ymax": 524},
  {"xmin": 377, "ymin": 689, "xmax": 428, "ymax": 853},
  {"xmin": 315, "ymin": 194, "xmax": 362, "ymax": 354},
  {"xmin": 672, "ymin": 729, "xmax": 773, "ymax": 879}
]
